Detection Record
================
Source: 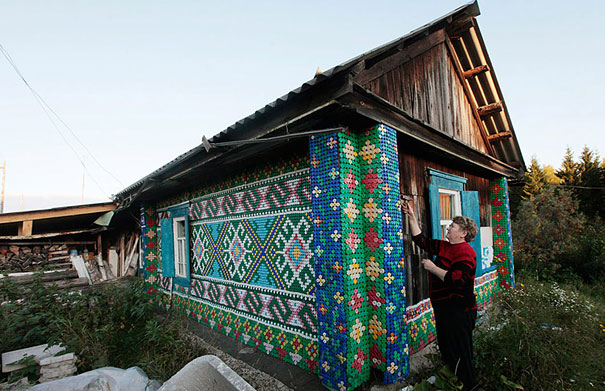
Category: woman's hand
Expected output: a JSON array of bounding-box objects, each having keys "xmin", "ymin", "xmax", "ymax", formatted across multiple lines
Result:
[
  {"xmin": 402, "ymin": 200, "xmax": 414, "ymax": 216},
  {"xmin": 422, "ymin": 258, "xmax": 447, "ymax": 281},
  {"xmin": 421, "ymin": 258, "xmax": 435, "ymax": 272},
  {"xmin": 403, "ymin": 199, "xmax": 422, "ymax": 236}
]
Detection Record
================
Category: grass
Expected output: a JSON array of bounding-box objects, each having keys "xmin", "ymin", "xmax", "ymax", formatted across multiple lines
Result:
[
  {"xmin": 407, "ymin": 276, "xmax": 605, "ymax": 390},
  {"xmin": 0, "ymin": 275, "xmax": 206, "ymax": 383},
  {"xmin": 474, "ymin": 276, "xmax": 605, "ymax": 390}
]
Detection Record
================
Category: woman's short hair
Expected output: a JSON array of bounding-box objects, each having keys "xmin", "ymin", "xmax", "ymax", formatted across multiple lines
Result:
[{"xmin": 452, "ymin": 216, "xmax": 478, "ymax": 242}]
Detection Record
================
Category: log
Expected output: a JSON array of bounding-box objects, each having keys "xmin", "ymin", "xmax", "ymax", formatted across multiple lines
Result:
[
  {"xmin": 463, "ymin": 64, "xmax": 489, "ymax": 78},
  {"xmin": 487, "ymin": 131, "xmax": 513, "ymax": 142},
  {"xmin": 0, "ymin": 270, "xmax": 78, "ymax": 284},
  {"xmin": 44, "ymin": 277, "xmax": 89, "ymax": 289},
  {"xmin": 477, "ymin": 101, "xmax": 503, "ymax": 117}
]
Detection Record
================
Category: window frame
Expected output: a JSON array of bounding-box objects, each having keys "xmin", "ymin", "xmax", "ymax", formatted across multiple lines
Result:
[
  {"xmin": 173, "ymin": 217, "xmax": 187, "ymax": 279},
  {"xmin": 427, "ymin": 169, "xmax": 486, "ymax": 276},
  {"xmin": 438, "ymin": 188, "xmax": 461, "ymax": 241}
]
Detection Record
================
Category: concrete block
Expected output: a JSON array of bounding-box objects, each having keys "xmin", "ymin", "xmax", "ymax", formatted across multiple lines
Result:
[
  {"xmin": 158, "ymin": 355, "xmax": 254, "ymax": 391},
  {"xmin": 39, "ymin": 353, "xmax": 76, "ymax": 366},
  {"xmin": 39, "ymin": 364, "xmax": 76, "ymax": 376},
  {"xmin": 1, "ymin": 344, "xmax": 64, "ymax": 373},
  {"xmin": 42, "ymin": 360, "xmax": 77, "ymax": 370},
  {"xmin": 39, "ymin": 365, "xmax": 77, "ymax": 381}
]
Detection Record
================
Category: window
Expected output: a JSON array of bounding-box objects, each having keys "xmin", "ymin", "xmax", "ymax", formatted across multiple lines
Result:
[
  {"xmin": 427, "ymin": 169, "xmax": 485, "ymax": 276},
  {"xmin": 438, "ymin": 189, "xmax": 461, "ymax": 240},
  {"xmin": 160, "ymin": 205, "xmax": 191, "ymax": 286},
  {"xmin": 173, "ymin": 217, "xmax": 187, "ymax": 278}
]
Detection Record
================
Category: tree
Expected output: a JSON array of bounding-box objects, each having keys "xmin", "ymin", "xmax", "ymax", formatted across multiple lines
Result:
[
  {"xmin": 513, "ymin": 187, "xmax": 585, "ymax": 280},
  {"xmin": 555, "ymin": 147, "xmax": 579, "ymax": 187},
  {"xmin": 577, "ymin": 147, "xmax": 602, "ymax": 217},
  {"xmin": 522, "ymin": 157, "xmax": 549, "ymax": 200},
  {"xmin": 543, "ymin": 165, "xmax": 560, "ymax": 185}
]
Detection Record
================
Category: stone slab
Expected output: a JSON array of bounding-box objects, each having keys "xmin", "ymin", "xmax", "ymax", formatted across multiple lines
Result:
[
  {"xmin": 1, "ymin": 344, "xmax": 64, "ymax": 373},
  {"xmin": 39, "ymin": 353, "xmax": 76, "ymax": 366}
]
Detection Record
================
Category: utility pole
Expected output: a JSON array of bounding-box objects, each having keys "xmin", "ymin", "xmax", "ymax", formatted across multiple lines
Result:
[{"xmin": 0, "ymin": 161, "xmax": 5, "ymax": 213}]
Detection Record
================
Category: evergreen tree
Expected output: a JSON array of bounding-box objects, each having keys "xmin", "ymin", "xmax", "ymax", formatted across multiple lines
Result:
[
  {"xmin": 543, "ymin": 165, "xmax": 560, "ymax": 184},
  {"xmin": 577, "ymin": 147, "xmax": 602, "ymax": 217},
  {"xmin": 555, "ymin": 147, "xmax": 579, "ymax": 187},
  {"xmin": 522, "ymin": 156, "xmax": 549, "ymax": 200}
]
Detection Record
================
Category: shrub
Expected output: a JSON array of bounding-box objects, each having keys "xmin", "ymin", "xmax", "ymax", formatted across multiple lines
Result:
[
  {"xmin": 512, "ymin": 187, "xmax": 584, "ymax": 281},
  {"xmin": 558, "ymin": 221, "xmax": 605, "ymax": 284},
  {"xmin": 0, "ymin": 276, "xmax": 206, "ymax": 382},
  {"xmin": 474, "ymin": 278, "xmax": 605, "ymax": 390}
]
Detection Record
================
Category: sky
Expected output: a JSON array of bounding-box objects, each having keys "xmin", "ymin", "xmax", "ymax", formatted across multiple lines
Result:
[{"xmin": 1, "ymin": 0, "xmax": 603, "ymax": 213}]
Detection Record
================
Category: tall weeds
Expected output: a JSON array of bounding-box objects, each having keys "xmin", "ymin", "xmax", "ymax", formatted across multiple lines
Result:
[{"xmin": 0, "ymin": 276, "xmax": 206, "ymax": 382}]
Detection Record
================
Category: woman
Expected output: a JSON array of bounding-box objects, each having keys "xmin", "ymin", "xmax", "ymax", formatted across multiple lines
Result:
[{"xmin": 402, "ymin": 200, "xmax": 478, "ymax": 390}]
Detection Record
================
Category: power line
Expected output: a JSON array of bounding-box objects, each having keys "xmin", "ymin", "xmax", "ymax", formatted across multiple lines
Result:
[
  {"xmin": 0, "ymin": 42, "xmax": 124, "ymax": 197},
  {"xmin": 509, "ymin": 182, "xmax": 605, "ymax": 190},
  {"xmin": 556, "ymin": 184, "xmax": 605, "ymax": 190}
]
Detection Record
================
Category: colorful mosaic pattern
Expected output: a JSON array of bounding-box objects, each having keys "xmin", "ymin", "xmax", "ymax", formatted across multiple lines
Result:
[
  {"xmin": 141, "ymin": 204, "xmax": 161, "ymax": 292},
  {"xmin": 405, "ymin": 270, "xmax": 498, "ymax": 353},
  {"xmin": 190, "ymin": 213, "xmax": 314, "ymax": 295},
  {"xmin": 489, "ymin": 177, "xmax": 515, "ymax": 289},
  {"xmin": 188, "ymin": 277, "xmax": 317, "ymax": 339},
  {"xmin": 156, "ymin": 153, "xmax": 309, "ymax": 210},
  {"xmin": 189, "ymin": 170, "xmax": 311, "ymax": 221},
  {"xmin": 171, "ymin": 286, "xmax": 319, "ymax": 371},
  {"xmin": 141, "ymin": 155, "xmax": 319, "ymax": 373},
  {"xmin": 475, "ymin": 270, "xmax": 499, "ymax": 308},
  {"xmin": 406, "ymin": 299, "xmax": 435, "ymax": 353},
  {"xmin": 310, "ymin": 125, "xmax": 408, "ymax": 390}
]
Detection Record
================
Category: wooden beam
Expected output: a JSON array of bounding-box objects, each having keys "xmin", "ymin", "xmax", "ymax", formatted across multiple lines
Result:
[
  {"xmin": 463, "ymin": 65, "xmax": 489, "ymax": 79},
  {"xmin": 0, "ymin": 228, "xmax": 102, "ymax": 240},
  {"xmin": 17, "ymin": 220, "xmax": 33, "ymax": 236},
  {"xmin": 447, "ymin": 19, "xmax": 473, "ymax": 39},
  {"xmin": 0, "ymin": 203, "xmax": 116, "ymax": 224},
  {"xmin": 444, "ymin": 36, "xmax": 495, "ymax": 156},
  {"xmin": 477, "ymin": 101, "xmax": 503, "ymax": 117},
  {"xmin": 487, "ymin": 131, "xmax": 513, "ymax": 142},
  {"xmin": 340, "ymin": 86, "xmax": 520, "ymax": 177}
]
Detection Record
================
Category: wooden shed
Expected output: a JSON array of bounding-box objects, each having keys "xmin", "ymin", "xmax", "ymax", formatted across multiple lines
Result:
[{"xmin": 115, "ymin": 2, "xmax": 523, "ymax": 389}]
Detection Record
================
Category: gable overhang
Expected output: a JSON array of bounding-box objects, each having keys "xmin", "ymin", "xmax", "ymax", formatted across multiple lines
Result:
[
  {"xmin": 445, "ymin": 17, "xmax": 526, "ymax": 172},
  {"xmin": 338, "ymin": 85, "xmax": 520, "ymax": 178}
]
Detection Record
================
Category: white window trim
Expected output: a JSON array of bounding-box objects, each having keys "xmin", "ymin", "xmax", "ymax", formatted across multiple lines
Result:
[
  {"xmin": 173, "ymin": 217, "xmax": 187, "ymax": 278},
  {"xmin": 438, "ymin": 188, "xmax": 461, "ymax": 240}
]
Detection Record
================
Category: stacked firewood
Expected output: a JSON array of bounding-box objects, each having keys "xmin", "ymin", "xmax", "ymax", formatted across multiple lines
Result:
[{"xmin": 0, "ymin": 244, "xmax": 70, "ymax": 273}]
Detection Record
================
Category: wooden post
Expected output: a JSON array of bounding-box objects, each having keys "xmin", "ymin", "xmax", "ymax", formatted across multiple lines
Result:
[
  {"xmin": 96, "ymin": 233, "xmax": 108, "ymax": 280},
  {"xmin": 119, "ymin": 234, "xmax": 125, "ymax": 277},
  {"xmin": 18, "ymin": 220, "xmax": 33, "ymax": 236},
  {"xmin": 0, "ymin": 161, "xmax": 5, "ymax": 214}
]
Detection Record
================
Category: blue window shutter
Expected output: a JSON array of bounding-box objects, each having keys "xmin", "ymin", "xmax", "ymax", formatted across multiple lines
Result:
[
  {"xmin": 461, "ymin": 191, "xmax": 482, "ymax": 276},
  {"xmin": 160, "ymin": 218, "xmax": 175, "ymax": 277},
  {"xmin": 428, "ymin": 184, "xmax": 441, "ymax": 240}
]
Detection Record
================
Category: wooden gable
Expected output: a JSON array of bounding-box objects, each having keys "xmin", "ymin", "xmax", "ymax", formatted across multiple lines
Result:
[{"xmin": 354, "ymin": 29, "xmax": 491, "ymax": 156}]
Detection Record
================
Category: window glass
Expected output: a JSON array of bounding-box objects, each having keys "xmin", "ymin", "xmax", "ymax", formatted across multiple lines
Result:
[
  {"xmin": 439, "ymin": 193, "xmax": 452, "ymax": 220},
  {"xmin": 177, "ymin": 220, "xmax": 186, "ymax": 237},
  {"xmin": 438, "ymin": 189, "xmax": 461, "ymax": 240},
  {"xmin": 174, "ymin": 218, "xmax": 187, "ymax": 278}
]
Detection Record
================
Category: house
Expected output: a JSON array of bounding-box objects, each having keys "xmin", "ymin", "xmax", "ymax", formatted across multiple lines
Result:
[
  {"xmin": 0, "ymin": 202, "xmax": 141, "ymax": 284},
  {"xmin": 114, "ymin": 2, "xmax": 523, "ymax": 389}
]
